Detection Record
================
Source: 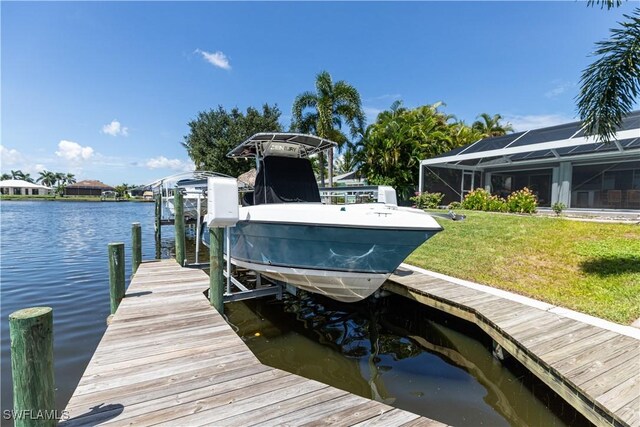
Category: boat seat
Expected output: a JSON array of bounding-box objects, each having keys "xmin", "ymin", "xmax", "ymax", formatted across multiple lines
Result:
[{"xmin": 253, "ymin": 156, "xmax": 321, "ymax": 205}]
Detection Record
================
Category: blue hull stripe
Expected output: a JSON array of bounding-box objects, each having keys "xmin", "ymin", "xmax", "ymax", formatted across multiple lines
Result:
[{"xmin": 227, "ymin": 221, "xmax": 440, "ymax": 274}]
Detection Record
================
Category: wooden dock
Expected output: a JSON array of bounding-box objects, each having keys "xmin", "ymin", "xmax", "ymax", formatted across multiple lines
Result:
[
  {"xmin": 386, "ymin": 264, "xmax": 640, "ymax": 427},
  {"xmin": 61, "ymin": 260, "xmax": 443, "ymax": 426}
]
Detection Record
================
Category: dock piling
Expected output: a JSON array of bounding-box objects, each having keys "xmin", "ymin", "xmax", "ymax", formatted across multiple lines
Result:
[
  {"xmin": 9, "ymin": 307, "xmax": 55, "ymax": 427},
  {"xmin": 174, "ymin": 190, "xmax": 186, "ymax": 266},
  {"xmin": 154, "ymin": 192, "xmax": 161, "ymax": 259},
  {"xmin": 108, "ymin": 242, "xmax": 125, "ymax": 314},
  {"xmin": 132, "ymin": 222, "xmax": 141, "ymax": 274},
  {"xmin": 209, "ymin": 227, "xmax": 224, "ymax": 313}
]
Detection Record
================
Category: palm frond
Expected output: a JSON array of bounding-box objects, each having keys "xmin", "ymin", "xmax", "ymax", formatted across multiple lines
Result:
[
  {"xmin": 577, "ymin": 8, "xmax": 640, "ymax": 142},
  {"xmin": 587, "ymin": 0, "xmax": 624, "ymax": 10}
]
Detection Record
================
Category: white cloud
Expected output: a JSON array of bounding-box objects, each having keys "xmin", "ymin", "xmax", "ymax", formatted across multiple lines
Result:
[
  {"xmin": 0, "ymin": 145, "xmax": 23, "ymax": 166},
  {"xmin": 145, "ymin": 156, "xmax": 195, "ymax": 172},
  {"xmin": 55, "ymin": 140, "xmax": 94, "ymax": 162},
  {"xmin": 102, "ymin": 120, "xmax": 129, "ymax": 136},
  {"xmin": 196, "ymin": 49, "xmax": 231, "ymax": 70},
  {"xmin": 503, "ymin": 114, "xmax": 574, "ymax": 132}
]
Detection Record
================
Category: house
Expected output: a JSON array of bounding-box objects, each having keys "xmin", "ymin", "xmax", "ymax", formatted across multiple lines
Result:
[
  {"xmin": 65, "ymin": 180, "xmax": 115, "ymax": 197},
  {"xmin": 0, "ymin": 179, "xmax": 53, "ymax": 196},
  {"xmin": 418, "ymin": 111, "xmax": 640, "ymax": 210}
]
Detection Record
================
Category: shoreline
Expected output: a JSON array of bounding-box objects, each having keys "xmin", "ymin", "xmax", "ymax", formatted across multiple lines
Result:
[{"xmin": 0, "ymin": 196, "xmax": 153, "ymax": 203}]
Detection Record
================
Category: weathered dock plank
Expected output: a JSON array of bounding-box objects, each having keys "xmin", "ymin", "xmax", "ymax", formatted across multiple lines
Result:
[
  {"xmin": 387, "ymin": 264, "xmax": 640, "ymax": 427},
  {"xmin": 62, "ymin": 260, "xmax": 438, "ymax": 426}
]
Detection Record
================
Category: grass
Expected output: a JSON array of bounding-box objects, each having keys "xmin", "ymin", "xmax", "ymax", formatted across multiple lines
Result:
[{"xmin": 406, "ymin": 210, "xmax": 640, "ymax": 325}]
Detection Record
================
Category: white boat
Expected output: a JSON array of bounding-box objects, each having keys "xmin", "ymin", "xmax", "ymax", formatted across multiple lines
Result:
[
  {"xmin": 207, "ymin": 133, "xmax": 443, "ymax": 303},
  {"xmin": 149, "ymin": 171, "xmax": 224, "ymax": 220}
]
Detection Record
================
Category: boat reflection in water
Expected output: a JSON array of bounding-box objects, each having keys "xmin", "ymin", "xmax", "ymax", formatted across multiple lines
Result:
[{"xmin": 225, "ymin": 292, "xmax": 591, "ymax": 427}]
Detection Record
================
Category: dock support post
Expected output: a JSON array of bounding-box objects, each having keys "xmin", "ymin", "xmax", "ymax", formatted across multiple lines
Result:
[
  {"xmin": 154, "ymin": 192, "xmax": 162, "ymax": 259},
  {"xmin": 174, "ymin": 190, "xmax": 186, "ymax": 266},
  {"xmin": 9, "ymin": 307, "xmax": 55, "ymax": 427},
  {"xmin": 132, "ymin": 222, "xmax": 141, "ymax": 274},
  {"xmin": 209, "ymin": 227, "xmax": 224, "ymax": 313},
  {"xmin": 108, "ymin": 242, "xmax": 125, "ymax": 314}
]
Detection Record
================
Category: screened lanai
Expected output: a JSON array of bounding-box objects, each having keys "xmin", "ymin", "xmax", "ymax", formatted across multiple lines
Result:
[{"xmin": 419, "ymin": 111, "xmax": 640, "ymax": 209}]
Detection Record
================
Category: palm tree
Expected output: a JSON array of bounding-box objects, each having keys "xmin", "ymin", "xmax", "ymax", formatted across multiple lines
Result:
[
  {"xmin": 37, "ymin": 170, "xmax": 57, "ymax": 187},
  {"xmin": 10, "ymin": 170, "xmax": 23, "ymax": 180},
  {"xmin": 54, "ymin": 172, "xmax": 68, "ymax": 195},
  {"xmin": 292, "ymin": 71, "xmax": 365, "ymax": 187},
  {"xmin": 359, "ymin": 102, "xmax": 458, "ymax": 199},
  {"xmin": 577, "ymin": 5, "xmax": 639, "ymax": 142},
  {"xmin": 472, "ymin": 113, "xmax": 513, "ymax": 138},
  {"xmin": 1, "ymin": 173, "xmax": 11, "ymax": 180},
  {"xmin": 65, "ymin": 173, "xmax": 76, "ymax": 185},
  {"xmin": 335, "ymin": 146, "xmax": 360, "ymax": 175}
]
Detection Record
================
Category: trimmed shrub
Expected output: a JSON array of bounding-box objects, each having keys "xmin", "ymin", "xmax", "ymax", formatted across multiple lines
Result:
[
  {"xmin": 461, "ymin": 188, "xmax": 507, "ymax": 211},
  {"xmin": 506, "ymin": 187, "xmax": 538, "ymax": 213},
  {"xmin": 410, "ymin": 191, "xmax": 444, "ymax": 209},
  {"xmin": 487, "ymin": 196, "xmax": 508, "ymax": 212},
  {"xmin": 461, "ymin": 188, "xmax": 492, "ymax": 210},
  {"xmin": 447, "ymin": 201, "xmax": 462, "ymax": 210},
  {"xmin": 552, "ymin": 202, "xmax": 566, "ymax": 216}
]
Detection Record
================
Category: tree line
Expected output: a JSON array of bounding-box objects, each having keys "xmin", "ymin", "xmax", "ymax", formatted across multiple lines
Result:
[{"xmin": 182, "ymin": 73, "xmax": 513, "ymax": 199}]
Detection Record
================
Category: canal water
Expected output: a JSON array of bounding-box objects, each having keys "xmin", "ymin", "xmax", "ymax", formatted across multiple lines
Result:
[{"xmin": 0, "ymin": 201, "xmax": 590, "ymax": 426}]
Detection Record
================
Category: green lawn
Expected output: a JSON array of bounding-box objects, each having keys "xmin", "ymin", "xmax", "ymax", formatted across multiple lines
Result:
[{"xmin": 406, "ymin": 210, "xmax": 640, "ymax": 325}]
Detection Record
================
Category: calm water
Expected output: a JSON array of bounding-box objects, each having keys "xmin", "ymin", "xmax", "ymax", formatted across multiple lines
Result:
[{"xmin": 0, "ymin": 201, "xmax": 589, "ymax": 426}]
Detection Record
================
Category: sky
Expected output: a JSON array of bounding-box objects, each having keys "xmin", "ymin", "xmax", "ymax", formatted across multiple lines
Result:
[{"xmin": 1, "ymin": 1, "xmax": 637, "ymax": 186}]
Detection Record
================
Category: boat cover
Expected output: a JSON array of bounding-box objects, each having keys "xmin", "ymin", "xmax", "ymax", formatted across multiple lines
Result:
[{"xmin": 253, "ymin": 156, "xmax": 321, "ymax": 205}]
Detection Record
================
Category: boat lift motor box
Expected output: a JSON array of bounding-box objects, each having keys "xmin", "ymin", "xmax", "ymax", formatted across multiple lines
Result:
[
  {"xmin": 377, "ymin": 186, "xmax": 397, "ymax": 206},
  {"xmin": 205, "ymin": 177, "xmax": 239, "ymax": 228}
]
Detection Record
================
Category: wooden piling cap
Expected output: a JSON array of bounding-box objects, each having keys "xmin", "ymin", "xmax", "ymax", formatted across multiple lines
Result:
[{"xmin": 9, "ymin": 307, "xmax": 52, "ymax": 320}]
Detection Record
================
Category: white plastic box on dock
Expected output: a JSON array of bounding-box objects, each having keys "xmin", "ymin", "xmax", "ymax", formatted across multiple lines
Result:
[{"xmin": 205, "ymin": 177, "xmax": 239, "ymax": 227}]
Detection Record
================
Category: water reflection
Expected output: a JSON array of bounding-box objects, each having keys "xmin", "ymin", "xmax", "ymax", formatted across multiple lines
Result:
[{"xmin": 226, "ymin": 292, "xmax": 592, "ymax": 427}]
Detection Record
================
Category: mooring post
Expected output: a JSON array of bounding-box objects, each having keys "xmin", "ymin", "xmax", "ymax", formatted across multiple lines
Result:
[
  {"xmin": 154, "ymin": 192, "xmax": 161, "ymax": 259},
  {"xmin": 108, "ymin": 242, "xmax": 125, "ymax": 314},
  {"xmin": 132, "ymin": 222, "xmax": 142, "ymax": 274},
  {"xmin": 209, "ymin": 226, "xmax": 224, "ymax": 313},
  {"xmin": 174, "ymin": 189, "xmax": 186, "ymax": 266},
  {"xmin": 9, "ymin": 307, "xmax": 55, "ymax": 427}
]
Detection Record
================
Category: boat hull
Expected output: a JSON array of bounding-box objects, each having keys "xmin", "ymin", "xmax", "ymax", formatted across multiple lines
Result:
[
  {"xmin": 231, "ymin": 258, "xmax": 390, "ymax": 302},
  {"xmin": 226, "ymin": 220, "xmax": 439, "ymax": 302},
  {"xmin": 203, "ymin": 203, "xmax": 442, "ymax": 302}
]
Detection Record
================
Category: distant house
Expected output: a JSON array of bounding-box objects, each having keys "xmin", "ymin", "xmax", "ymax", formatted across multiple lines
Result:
[
  {"xmin": 65, "ymin": 180, "xmax": 115, "ymax": 197},
  {"xmin": 418, "ymin": 111, "xmax": 640, "ymax": 210},
  {"xmin": 332, "ymin": 170, "xmax": 367, "ymax": 187},
  {"xmin": 0, "ymin": 179, "xmax": 53, "ymax": 196}
]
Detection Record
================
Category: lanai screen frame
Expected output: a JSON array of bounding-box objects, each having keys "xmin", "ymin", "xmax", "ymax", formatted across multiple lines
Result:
[{"xmin": 418, "ymin": 128, "xmax": 640, "ymax": 198}]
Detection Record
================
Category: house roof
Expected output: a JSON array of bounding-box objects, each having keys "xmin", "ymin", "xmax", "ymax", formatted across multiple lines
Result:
[
  {"xmin": 422, "ymin": 110, "xmax": 640, "ymax": 170},
  {"xmin": 66, "ymin": 180, "xmax": 115, "ymax": 190},
  {"xmin": 0, "ymin": 179, "xmax": 52, "ymax": 190}
]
